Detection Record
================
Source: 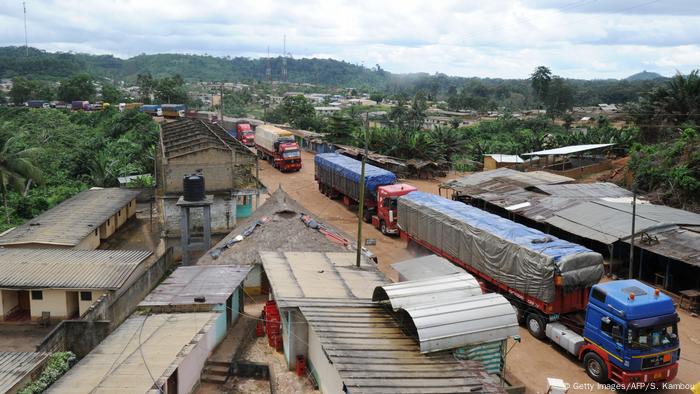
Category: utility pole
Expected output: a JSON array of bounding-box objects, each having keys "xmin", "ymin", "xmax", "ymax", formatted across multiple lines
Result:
[
  {"xmin": 266, "ymin": 46, "xmax": 271, "ymax": 82},
  {"xmin": 220, "ymin": 82, "xmax": 224, "ymax": 121},
  {"xmin": 356, "ymin": 112, "xmax": 369, "ymax": 268},
  {"xmin": 628, "ymin": 182, "xmax": 637, "ymax": 279},
  {"xmin": 23, "ymin": 2, "xmax": 28, "ymax": 56}
]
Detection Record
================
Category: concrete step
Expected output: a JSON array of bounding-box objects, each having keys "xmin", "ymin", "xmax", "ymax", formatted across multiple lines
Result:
[
  {"xmin": 204, "ymin": 366, "xmax": 229, "ymax": 377},
  {"xmin": 201, "ymin": 374, "xmax": 227, "ymax": 384},
  {"xmin": 207, "ymin": 360, "xmax": 231, "ymax": 368}
]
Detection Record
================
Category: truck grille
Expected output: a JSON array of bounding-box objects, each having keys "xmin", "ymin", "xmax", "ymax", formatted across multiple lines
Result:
[{"xmin": 641, "ymin": 353, "xmax": 672, "ymax": 370}]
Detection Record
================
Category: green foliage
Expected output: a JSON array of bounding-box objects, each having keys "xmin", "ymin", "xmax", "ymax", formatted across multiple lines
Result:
[
  {"xmin": 100, "ymin": 83, "xmax": 122, "ymax": 103},
  {"xmin": 57, "ymin": 73, "xmax": 96, "ymax": 102},
  {"xmin": 222, "ymin": 88, "xmax": 255, "ymax": 117},
  {"xmin": 18, "ymin": 352, "xmax": 75, "ymax": 394},
  {"xmin": 126, "ymin": 174, "xmax": 155, "ymax": 188},
  {"xmin": 155, "ymin": 74, "xmax": 188, "ymax": 104},
  {"xmin": 0, "ymin": 107, "xmax": 157, "ymax": 230},
  {"xmin": 9, "ymin": 77, "xmax": 51, "ymax": 104},
  {"xmin": 263, "ymin": 95, "xmax": 325, "ymax": 131}
]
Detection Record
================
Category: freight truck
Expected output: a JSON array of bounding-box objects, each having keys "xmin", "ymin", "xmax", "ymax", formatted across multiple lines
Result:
[
  {"xmin": 254, "ymin": 125, "xmax": 301, "ymax": 172},
  {"xmin": 397, "ymin": 191, "xmax": 680, "ymax": 387},
  {"xmin": 139, "ymin": 104, "xmax": 163, "ymax": 117},
  {"xmin": 71, "ymin": 100, "xmax": 90, "ymax": 111},
  {"xmin": 230, "ymin": 122, "xmax": 255, "ymax": 147},
  {"xmin": 161, "ymin": 104, "xmax": 186, "ymax": 118},
  {"xmin": 27, "ymin": 100, "xmax": 49, "ymax": 108},
  {"xmin": 315, "ymin": 153, "xmax": 416, "ymax": 234}
]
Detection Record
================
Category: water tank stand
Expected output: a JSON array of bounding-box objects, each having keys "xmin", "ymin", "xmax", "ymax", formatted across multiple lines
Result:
[{"xmin": 177, "ymin": 195, "xmax": 214, "ymax": 265}]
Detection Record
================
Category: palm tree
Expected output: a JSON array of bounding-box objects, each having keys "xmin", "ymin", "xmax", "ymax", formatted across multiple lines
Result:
[{"xmin": 0, "ymin": 136, "xmax": 44, "ymax": 223}]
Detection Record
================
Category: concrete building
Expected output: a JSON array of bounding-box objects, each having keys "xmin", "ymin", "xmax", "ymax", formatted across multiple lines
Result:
[
  {"xmin": 48, "ymin": 312, "xmax": 223, "ymax": 393},
  {"xmin": 0, "ymin": 249, "xmax": 151, "ymax": 322},
  {"xmin": 0, "ymin": 351, "xmax": 49, "ymax": 393},
  {"xmin": 0, "ymin": 188, "xmax": 139, "ymax": 250},
  {"xmin": 158, "ymin": 119, "xmax": 261, "ymax": 235},
  {"xmin": 313, "ymin": 106, "xmax": 341, "ymax": 117}
]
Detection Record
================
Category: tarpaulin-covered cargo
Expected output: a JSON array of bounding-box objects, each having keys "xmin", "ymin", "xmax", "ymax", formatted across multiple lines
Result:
[
  {"xmin": 397, "ymin": 191, "xmax": 603, "ymax": 303},
  {"xmin": 255, "ymin": 124, "xmax": 294, "ymax": 152},
  {"xmin": 315, "ymin": 153, "xmax": 397, "ymax": 200}
]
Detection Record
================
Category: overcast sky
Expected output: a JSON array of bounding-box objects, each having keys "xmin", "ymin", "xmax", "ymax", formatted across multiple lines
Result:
[{"xmin": 1, "ymin": 0, "xmax": 699, "ymax": 79}]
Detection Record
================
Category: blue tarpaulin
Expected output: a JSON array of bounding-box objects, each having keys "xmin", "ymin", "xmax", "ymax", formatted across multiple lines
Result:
[
  {"xmin": 315, "ymin": 153, "xmax": 396, "ymax": 197},
  {"xmin": 398, "ymin": 191, "xmax": 604, "ymax": 302}
]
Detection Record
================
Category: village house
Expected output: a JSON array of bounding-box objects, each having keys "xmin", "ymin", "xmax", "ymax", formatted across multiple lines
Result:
[
  {"xmin": 0, "ymin": 188, "xmax": 139, "ymax": 250},
  {"xmin": 157, "ymin": 119, "xmax": 261, "ymax": 236},
  {"xmin": 0, "ymin": 249, "xmax": 151, "ymax": 323}
]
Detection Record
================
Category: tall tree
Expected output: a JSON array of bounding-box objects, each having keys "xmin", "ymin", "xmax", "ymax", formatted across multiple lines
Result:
[
  {"xmin": 9, "ymin": 77, "xmax": 34, "ymax": 105},
  {"xmin": 530, "ymin": 66, "xmax": 552, "ymax": 104},
  {"xmin": 0, "ymin": 136, "xmax": 43, "ymax": 222},
  {"xmin": 136, "ymin": 73, "xmax": 155, "ymax": 103},
  {"xmin": 544, "ymin": 76, "xmax": 574, "ymax": 117},
  {"xmin": 154, "ymin": 74, "xmax": 187, "ymax": 104},
  {"xmin": 100, "ymin": 83, "xmax": 122, "ymax": 103},
  {"xmin": 57, "ymin": 74, "xmax": 96, "ymax": 102}
]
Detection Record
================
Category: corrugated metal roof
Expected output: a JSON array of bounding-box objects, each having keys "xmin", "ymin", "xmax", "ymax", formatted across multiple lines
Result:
[
  {"xmin": 484, "ymin": 154, "xmax": 524, "ymax": 163},
  {"xmin": 372, "ymin": 273, "xmax": 482, "ymax": 310},
  {"xmin": 49, "ymin": 313, "xmax": 218, "ymax": 393},
  {"xmin": 0, "ymin": 249, "xmax": 150, "ymax": 289},
  {"xmin": 373, "ymin": 276, "xmax": 518, "ymax": 354},
  {"xmin": 401, "ymin": 293, "xmax": 519, "ymax": 353},
  {"xmin": 632, "ymin": 226, "xmax": 700, "ymax": 268},
  {"xmin": 0, "ymin": 352, "xmax": 48, "ymax": 393},
  {"xmin": 0, "ymin": 188, "xmax": 139, "ymax": 247},
  {"xmin": 390, "ymin": 255, "xmax": 463, "ymax": 281},
  {"xmin": 301, "ymin": 305, "xmax": 504, "ymax": 394},
  {"xmin": 534, "ymin": 183, "xmax": 632, "ymax": 199},
  {"xmin": 160, "ymin": 119, "xmax": 253, "ymax": 159},
  {"xmin": 139, "ymin": 265, "xmax": 251, "ymax": 308},
  {"xmin": 522, "ymin": 143, "xmax": 615, "ymax": 156},
  {"xmin": 441, "ymin": 168, "xmax": 573, "ymax": 192},
  {"xmin": 260, "ymin": 251, "xmax": 388, "ymax": 307}
]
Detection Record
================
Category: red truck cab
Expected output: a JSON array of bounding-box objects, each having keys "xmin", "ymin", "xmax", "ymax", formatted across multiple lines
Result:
[
  {"xmin": 236, "ymin": 123, "xmax": 255, "ymax": 147},
  {"xmin": 276, "ymin": 141, "xmax": 302, "ymax": 171},
  {"xmin": 372, "ymin": 183, "xmax": 417, "ymax": 235}
]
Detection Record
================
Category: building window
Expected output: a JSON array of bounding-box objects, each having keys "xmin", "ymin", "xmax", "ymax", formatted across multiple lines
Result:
[
  {"xmin": 31, "ymin": 290, "xmax": 43, "ymax": 300},
  {"xmin": 80, "ymin": 292, "xmax": 93, "ymax": 301}
]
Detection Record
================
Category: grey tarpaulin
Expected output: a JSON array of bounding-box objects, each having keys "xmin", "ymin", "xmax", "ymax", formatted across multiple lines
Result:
[{"xmin": 397, "ymin": 192, "xmax": 603, "ymax": 303}]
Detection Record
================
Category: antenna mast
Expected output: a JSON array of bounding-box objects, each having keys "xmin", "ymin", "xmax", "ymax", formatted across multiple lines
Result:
[
  {"xmin": 266, "ymin": 46, "xmax": 271, "ymax": 82},
  {"xmin": 23, "ymin": 1, "xmax": 28, "ymax": 56},
  {"xmin": 282, "ymin": 34, "xmax": 288, "ymax": 82}
]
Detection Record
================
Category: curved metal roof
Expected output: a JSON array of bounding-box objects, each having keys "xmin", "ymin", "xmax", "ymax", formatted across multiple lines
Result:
[
  {"xmin": 373, "ymin": 275, "xmax": 519, "ymax": 354},
  {"xmin": 372, "ymin": 273, "xmax": 482, "ymax": 311}
]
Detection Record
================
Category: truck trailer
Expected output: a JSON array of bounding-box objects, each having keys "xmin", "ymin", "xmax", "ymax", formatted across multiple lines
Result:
[
  {"xmin": 27, "ymin": 100, "xmax": 49, "ymax": 109},
  {"xmin": 254, "ymin": 124, "xmax": 301, "ymax": 172},
  {"xmin": 71, "ymin": 100, "xmax": 90, "ymax": 111},
  {"xmin": 230, "ymin": 121, "xmax": 255, "ymax": 147},
  {"xmin": 396, "ymin": 191, "xmax": 679, "ymax": 386},
  {"xmin": 139, "ymin": 104, "xmax": 163, "ymax": 117},
  {"xmin": 161, "ymin": 104, "xmax": 186, "ymax": 118},
  {"xmin": 315, "ymin": 153, "xmax": 416, "ymax": 234}
]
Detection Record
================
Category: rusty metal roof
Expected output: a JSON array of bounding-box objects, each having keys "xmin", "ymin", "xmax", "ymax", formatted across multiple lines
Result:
[
  {"xmin": 160, "ymin": 119, "xmax": 254, "ymax": 159},
  {"xmin": 301, "ymin": 305, "xmax": 504, "ymax": 394},
  {"xmin": 0, "ymin": 188, "xmax": 139, "ymax": 247},
  {"xmin": 0, "ymin": 249, "xmax": 151, "ymax": 289},
  {"xmin": 0, "ymin": 352, "xmax": 49, "ymax": 393},
  {"xmin": 139, "ymin": 265, "xmax": 251, "ymax": 308},
  {"xmin": 440, "ymin": 168, "xmax": 573, "ymax": 193},
  {"xmin": 260, "ymin": 251, "xmax": 388, "ymax": 308}
]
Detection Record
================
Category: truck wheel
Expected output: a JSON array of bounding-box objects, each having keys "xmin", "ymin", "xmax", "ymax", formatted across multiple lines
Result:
[
  {"xmin": 583, "ymin": 352, "xmax": 609, "ymax": 383},
  {"xmin": 380, "ymin": 221, "xmax": 387, "ymax": 235},
  {"xmin": 526, "ymin": 314, "xmax": 546, "ymax": 339}
]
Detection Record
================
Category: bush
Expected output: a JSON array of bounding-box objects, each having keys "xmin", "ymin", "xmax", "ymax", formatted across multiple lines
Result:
[{"xmin": 18, "ymin": 352, "xmax": 75, "ymax": 394}]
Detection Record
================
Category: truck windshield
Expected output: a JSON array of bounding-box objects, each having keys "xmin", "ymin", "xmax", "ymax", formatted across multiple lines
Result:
[
  {"xmin": 282, "ymin": 150, "xmax": 300, "ymax": 158},
  {"xmin": 627, "ymin": 323, "xmax": 678, "ymax": 349},
  {"xmin": 242, "ymin": 131, "xmax": 253, "ymax": 137}
]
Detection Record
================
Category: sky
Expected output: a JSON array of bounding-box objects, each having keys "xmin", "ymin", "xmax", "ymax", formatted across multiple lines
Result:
[{"xmin": 1, "ymin": 0, "xmax": 699, "ymax": 79}]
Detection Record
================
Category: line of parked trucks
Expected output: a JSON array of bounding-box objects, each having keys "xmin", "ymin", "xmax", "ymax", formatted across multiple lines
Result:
[
  {"xmin": 313, "ymin": 152, "xmax": 680, "ymax": 388},
  {"xmin": 24, "ymin": 100, "xmax": 189, "ymax": 118}
]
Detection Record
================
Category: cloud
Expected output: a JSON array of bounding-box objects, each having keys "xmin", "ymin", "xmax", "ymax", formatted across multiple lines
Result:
[{"xmin": 0, "ymin": 0, "xmax": 698, "ymax": 79}]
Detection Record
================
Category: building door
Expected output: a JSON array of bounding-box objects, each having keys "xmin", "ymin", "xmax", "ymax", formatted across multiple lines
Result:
[{"xmin": 65, "ymin": 292, "xmax": 79, "ymax": 319}]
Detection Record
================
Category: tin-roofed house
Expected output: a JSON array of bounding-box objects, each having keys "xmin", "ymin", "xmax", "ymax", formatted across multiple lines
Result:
[
  {"xmin": 158, "ymin": 119, "xmax": 263, "ymax": 236},
  {"xmin": 0, "ymin": 249, "xmax": 151, "ymax": 323},
  {"xmin": 0, "ymin": 188, "xmax": 139, "ymax": 250}
]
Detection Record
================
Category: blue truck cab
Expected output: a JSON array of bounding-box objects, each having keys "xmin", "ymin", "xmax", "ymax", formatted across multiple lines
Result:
[{"xmin": 581, "ymin": 279, "xmax": 679, "ymax": 387}]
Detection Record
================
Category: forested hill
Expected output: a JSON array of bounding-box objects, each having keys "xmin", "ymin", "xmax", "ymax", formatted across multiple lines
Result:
[
  {"xmin": 0, "ymin": 46, "xmax": 385, "ymax": 87},
  {"xmin": 0, "ymin": 46, "xmax": 665, "ymax": 104}
]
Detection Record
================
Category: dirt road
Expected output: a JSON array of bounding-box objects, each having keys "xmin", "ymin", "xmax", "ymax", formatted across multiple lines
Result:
[{"xmin": 257, "ymin": 150, "xmax": 700, "ymax": 393}]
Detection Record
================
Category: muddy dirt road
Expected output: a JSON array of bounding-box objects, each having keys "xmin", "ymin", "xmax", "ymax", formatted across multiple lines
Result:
[{"xmin": 257, "ymin": 150, "xmax": 700, "ymax": 393}]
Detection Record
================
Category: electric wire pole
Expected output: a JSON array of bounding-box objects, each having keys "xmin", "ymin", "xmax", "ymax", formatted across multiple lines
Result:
[
  {"xmin": 629, "ymin": 181, "xmax": 637, "ymax": 279},
  {"xmin": 356, "ymin": 113, "xmax": 369, "ymax": 268}
]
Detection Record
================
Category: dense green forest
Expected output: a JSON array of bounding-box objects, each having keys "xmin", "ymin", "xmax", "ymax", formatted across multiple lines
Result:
[
  {"xmin": 0, "ymin": 107, "xmax": 158, "ymax": 231},
  {"xmin": 0, "ymin": 46, "xmax": 667, "ymax": 107}
]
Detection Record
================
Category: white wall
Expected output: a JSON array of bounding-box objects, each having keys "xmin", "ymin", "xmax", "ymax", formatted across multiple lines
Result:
[
  {"xmin": 308, "ymin": 326, "xmax": 344, "ymax": 394},
  {"xmin": 78, "ymin": 291, "xmax": 105, "ymax": 317},
  {"xmin": 0, "ymin": 290, "xmax": 18, "ymax": 317},
  {"xmin": 176, "ymin": 313, "xmax": 224, "ymax": 393}
]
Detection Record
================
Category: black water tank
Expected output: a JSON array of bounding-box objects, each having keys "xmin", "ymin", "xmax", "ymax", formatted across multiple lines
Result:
[{"xmin": 183, "ymin": 174, "xmax": 205, "ymax": 201}]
